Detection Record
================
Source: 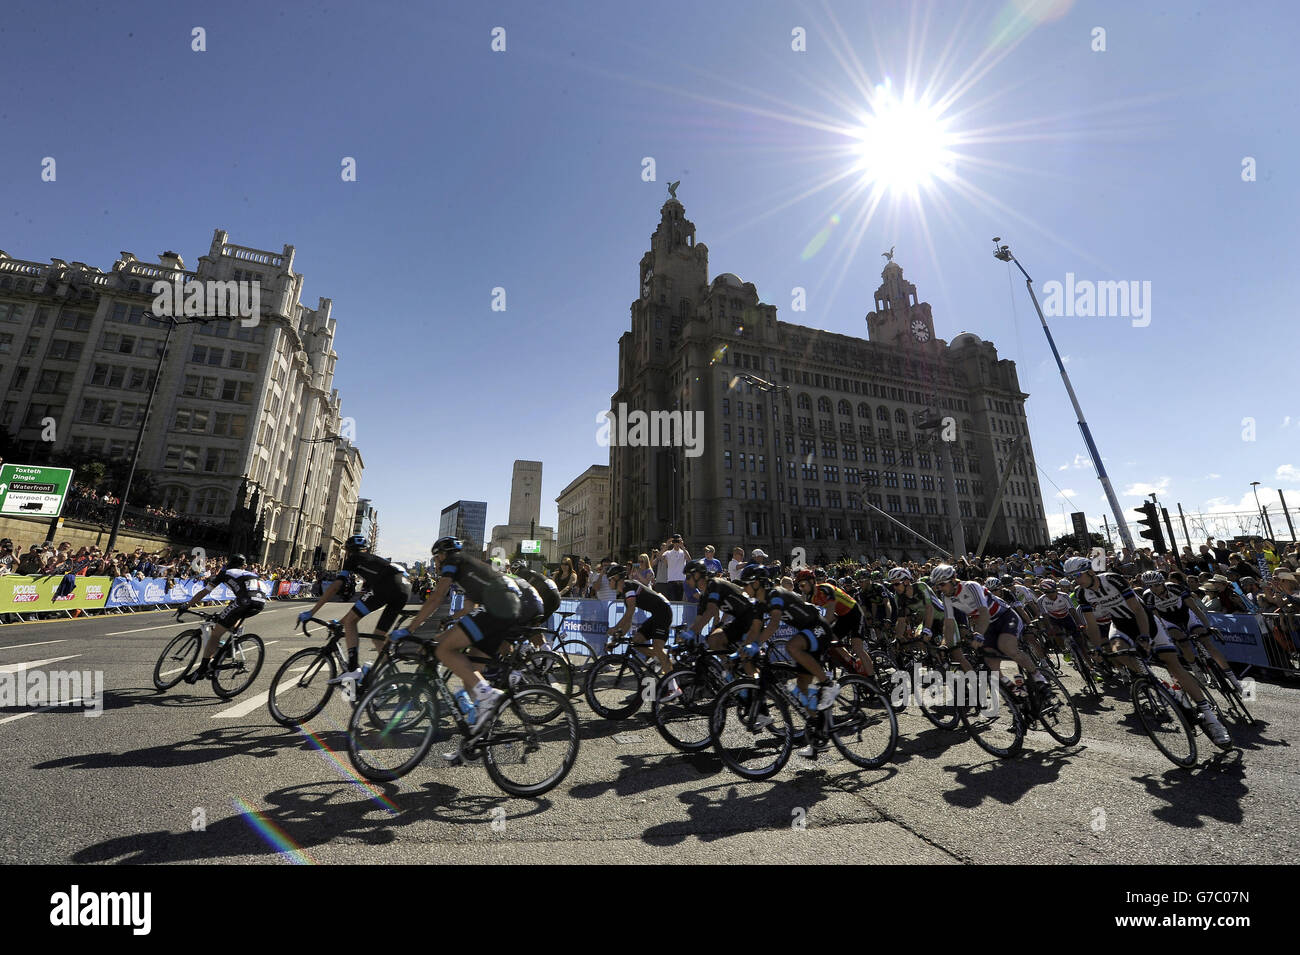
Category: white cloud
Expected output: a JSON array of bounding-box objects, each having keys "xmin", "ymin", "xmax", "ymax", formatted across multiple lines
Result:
[
  {"xmin": 1056, "ymin": 488, "xmax": 1076, "ymax": 499},
  {"xmin": 1283, "ymin": 416, "xmax": 1292, "ymax": 429},
  {"xmin": 1057, "ymin": 453, "xmax": 1089, "ymax": 472},
  {"xmin": 1204, "ymin": 473, "xmax": 1221, "ymax": 480},
  {"xmin": 1122, "ymin": 477, "xmax": 1171, "ymax": 497},
  {"xmin": 1278, "ymin": 464, "xmax": 1300, "ymax": 482}
]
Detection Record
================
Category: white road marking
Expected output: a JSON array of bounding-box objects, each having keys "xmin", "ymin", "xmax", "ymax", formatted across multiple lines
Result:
[
  {"xmin": 0, "ymin": 697, "xmax": 89, "ymax": 725},
  {"xmin": 0, "ymin": 655, "xmax": 82, "ymax": 675},
  {"xmin": 0, "ymin": 640, "xmax": 67, "ymax": 651},
  {"xmin": 212, "ymin": 664, "xmax": 309, "ymax": 719}
]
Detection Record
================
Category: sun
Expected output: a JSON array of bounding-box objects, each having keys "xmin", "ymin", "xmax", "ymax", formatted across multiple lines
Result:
[{"xmin": 851, "ymin": 81, "xmax": 957, "ymax": 197}]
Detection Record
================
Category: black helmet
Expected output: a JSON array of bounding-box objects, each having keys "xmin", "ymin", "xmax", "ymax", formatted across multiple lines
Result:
[
  {"xmin": 683, "ymin": 559, "xmax": 708, "ymax": 577},
  {"xmin": 431, "ymin": 536, "xmax": 462, "ymax": 556},
  {"xmin": 606, "ymin": 563, "xmax": 628, "ymax": 580},
  {"xmin": 511, "ymin": 559, "xmax": 529, "ymax": 572},
  {"xmin": 814, "ymin": 568, "xmax": 828, "ymax": 580},
  {"xmin": 345, "ymin": 535, "xmax": 368, "ymax": 552},
  {"xmin": 227, "ymin": 553, "xmax": 246, "ymax": 568},
  {"xmin": 1000, "ymin": 574, "xmax": 1015, "ymax": 586},
  {"xmin": 740, "ymin": 564, "xmax": 771, "ymax": 584}
]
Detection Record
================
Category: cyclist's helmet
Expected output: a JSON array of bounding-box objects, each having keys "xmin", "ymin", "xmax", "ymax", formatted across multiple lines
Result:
[
  {"xmin": 871, "ymin": 570, "xmax": 883, "ymax": 581},
  {"xmin": 856, "ymin": 569, "xmax": 872, "ymax": 579},
  {"xmin": 605, "ymin": 563, "xmax": 628, "ymax": 580},
  {"xmin": 1140, "ymin": 570, "xmax": 1165, "ymax": 586},
  {"xmin": 838, "ymin": 576, "xmax": 854, "ymax": 589},
  {"xmin": 984, "ymin": 576, "xmax": 1001, "ymax": 590},
  {"xmin": 431, "ymin": 536, "xmax": 462, "ymax": 557},
  {"xmin": 226, "ymin": 553, "xmax": 246, "ymax": 568},
  {"xmin": 1039, "ymin": 578, "xmax": 1058, "ymax": 591},
  {"xmin": 929, "ymin": 564, "xmax": 957, "ymax": 586},
  {"xmin": 795, "ymin": 569, "xmax": 816, "ymax": 583},
  {"xmin": 814, "ymin": 568, "xmax": 828, "ymax": 581},
  {"xmin": 886, "ymin": 567, "xmax": 913, "ymax": 584},
  {"xmin": 511, "ymin": 559, "xmax": 529, "ymax": 572},
  {"xmin": 345, "ymin": 535, "xmax": 369, "ymax": 553},
  {"xmin": 1000, "ymin": 575, "xmax": 1015, "ymax": 587},
  {"xmin": 683, "ymin": 559, "xmax": 708, "ymax": 578},
  {"xmin": 740, "ymin": 564, "xmax": 772, "ymax": 585},
  {"xmin": 1062, "ymin": 556, "xmax": 1093, "ymax": 578}
]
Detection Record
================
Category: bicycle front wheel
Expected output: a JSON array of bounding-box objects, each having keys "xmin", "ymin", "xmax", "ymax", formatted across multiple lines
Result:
[
  {"xmin": 348, "ymin": 674, "xmax": 440, "ymax": 781},
  {"xmin": 652, "ymin": 668, "xmax": 718, "ymax": 752},
  {"xmin": 711, "ymin": 680, "xmax": 794, "ymax": 780},
  {"xmin": 518, "ymin": 649, "xmax": 572, "ymax": 710},
  {"xmin": 959, "ymin": 682, "xmax": 1024, "ymax": 758},
  {"xmin": 153, "ymin": 629, "xmax": 201, "ymax": 690},
  {"xmin": 1035, "ymin": 669, "xmax": 1082, "ymax": 746},
  {"xmin": 267, "ymin": 647, "xmax": 337, "ymax": 726},
  {"xmin": 1131, "ymin": 678, "xmax": 1197, "ymax": 768},
  {"xmin": 551, "ymin": 638, "xmax": 598, "ymax": 698},
  {"xmin": 828, "ymin": 675, "xmax": 898, "ymax": 768},
  {"xmin": 211, "ymin": 634, "xmax": 265, "ymax": 699},
  {"xmin": 481, "ymin": 686, "xmax": 581, "ymax": 797},
  {"xmin": 584, "ymin": 653, "xmax": 646, "ymax": 720}
]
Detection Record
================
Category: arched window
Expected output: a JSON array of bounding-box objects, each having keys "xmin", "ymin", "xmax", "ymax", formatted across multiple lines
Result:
[
  {"xmin": 161, "ymin": 485, "xmax": 190, "ymax": 512},
  {"xmin": 894, "ymin": 408, "xmax": 907, "ymax": 424},
  {"xmin": 876, "ymin": 406, "xmax": 889, "ymax": 422},
  {"xmin": 195, "ymin": 487, "xmax": 230, "ymax": 518},
  {"xmin": 817, "ymin": 396, "xmax": 832, "ymax": 414},
  {"xmin": 838, "ymin": 399, "xmax": 851, "ymax": 416},
  {"xmin": 858, "ymin": 402, "xmax": 871, "ymax": 418},
  {"xmin": 797, "ymin": 393, "xmax": 811, "ymax": 410},
  {"xmin": 129, "ymin": 280, "xmax": 140, "ymax": 292}
]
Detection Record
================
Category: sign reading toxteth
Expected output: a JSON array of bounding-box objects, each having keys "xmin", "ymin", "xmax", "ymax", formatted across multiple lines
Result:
[{"xmin": 0, "ymin": 463, "xmax": 73, "ymax": 517}]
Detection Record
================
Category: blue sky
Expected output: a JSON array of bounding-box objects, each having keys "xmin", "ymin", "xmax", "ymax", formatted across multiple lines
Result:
[{"xmin": 4, "ymin": 0, "xmax": 1297, "ymax": 560}]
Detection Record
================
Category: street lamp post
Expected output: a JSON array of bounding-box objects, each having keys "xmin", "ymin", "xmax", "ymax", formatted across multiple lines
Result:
[
  {"xmin": 105, "ymin": 313, "xmax": 209, "ymax": 555},
  {"xmin": 992, "ymin": 239, "xmax": 1134, "ymax": 551},
  {"xmin": 289, "ymin": 433, "xmax": 339, "ymax": 567},
  {"xmin": 737, "ymin": 373, "xmax": 788, "ymax": 556}
]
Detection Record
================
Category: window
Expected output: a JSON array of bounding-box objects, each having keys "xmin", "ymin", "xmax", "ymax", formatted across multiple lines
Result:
[
  {"xmin": 884, "ymin": 471, "xmax": 898, "ymax": 488},
  {"xmin": 47, "ymin": 339, "xmax": 82, "ymax": 360},
  {"xmin": 886, "ymin": 495, "xmax": 901, "ymax": 513},
  {"xmin": 906, "ymin": 497, "xmax": 920, "ymax": 514},
  {"xmin": 35, "ymin": 370, "xmax": 72, "ymax": 394},
  {"xmin": 865, "ymin": 469, "xmax": 879, "ymax": 485},
  {"xmin": 0, "ymin": 334, "xmax": 10, "ymax": 354},
  {"xmin": 724, "ymin": 450, "xmax": 732, "ymax": 470},
  {"xmin": 902, "ymin": 473, "xmax": 917, "ymax": 490},
  {"xmin": 723, "ymin": 423, "xmax": 731, "ymax": 441},
  {"xmin": 11, "ymin": 367, "xmax": 28, "ymax": 390},
  {"xmin": 882, "ymin": 448, "xmax": 895, "ymax": 466},
  {"xmin": 838, "ymin": 399, "xmax": 851, "ymax": 415},
  {"xmin": 845, "ymin": 467, "xmax": 860, "ymax": 484},
  {"xmin": 797, "ymin": 393, "xmax": 811, "ymax": 410},
  {"xmin": 843, "ymin": 444, "xmax": 857, "ymax": 461},
  {"xmin": 182, "ymin": 375, "xmax": 217, "ymax": 399},
  {"xmin": 219, "ymin": 379, "xmax": 252, "ymax": 402},
  {"xmin": 876, "ymin": 406, "xmax": 889, "ymax": 421}
]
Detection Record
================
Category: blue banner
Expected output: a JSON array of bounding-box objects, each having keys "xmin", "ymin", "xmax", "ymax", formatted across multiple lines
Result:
[{"xmin": 1207, "ymin": 612, "xmax": 1271, "ymax": 668}]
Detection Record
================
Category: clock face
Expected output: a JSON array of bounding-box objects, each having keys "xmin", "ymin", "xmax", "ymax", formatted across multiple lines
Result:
[
  {"xmin": 642, "ymin": 269, "xmax": 653, "ymax": 298},
  {"xmin": 911, "ymin": 319, "xmax": 930, "ymax": 342}
]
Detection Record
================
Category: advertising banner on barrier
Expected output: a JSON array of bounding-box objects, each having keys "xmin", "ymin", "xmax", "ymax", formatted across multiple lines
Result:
[
  {"xmin": 0, "ymin": 575, "xmax": 111, "ymax": 612},
  {"xmin": 1207, "ymin": 612, "xmax": 1271, "ymax": 668}
]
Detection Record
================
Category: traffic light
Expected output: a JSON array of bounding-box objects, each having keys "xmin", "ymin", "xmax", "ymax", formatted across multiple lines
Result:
[{"xmin": 1134, "ymin": 501, "xmax": 1166, "ymax": 554}]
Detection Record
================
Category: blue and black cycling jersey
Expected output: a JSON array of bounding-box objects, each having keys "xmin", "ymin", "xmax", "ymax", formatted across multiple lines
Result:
[{"xmin": 207, "ymin": 566, "xmax": 266, "ymax": 605}]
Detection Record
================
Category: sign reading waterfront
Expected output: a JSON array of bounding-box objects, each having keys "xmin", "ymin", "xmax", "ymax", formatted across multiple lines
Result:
[
  {"xmin": 0, "ymin": 464, "xmax": 74, "ymax": 517},
  {"xmin": 521, "ymin": 540, "xmax": 541, "ymax": 554}
]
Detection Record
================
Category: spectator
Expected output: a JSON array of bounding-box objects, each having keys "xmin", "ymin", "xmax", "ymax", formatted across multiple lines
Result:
[
  {"xmin": 0, "ymin": 540, "xmax": 14, "ymax": 576},
  {"xmin": 728, "ymin": 545, "xmax": 746, "ymax": 580},
  {"xmin": 553, "ymin": 557, "xmax": 578, "ymax": 597},
  {"xmin": 701, "ymin": 545, "xmax": 723, "ymax": 575},
  {"xmin": 656, "ymin": 534, "xmax": 689, "ymax": 601},
  {"xmin": 591, "ymin": 558, "xmax": 617, "ymax": 600},
  {"xmin": 631, "ymin": 553, "xmax": 655, "ymax": 588},
  {"xmin": 575, "ymin": 557, "xmax": 590, "ymax": 598}
]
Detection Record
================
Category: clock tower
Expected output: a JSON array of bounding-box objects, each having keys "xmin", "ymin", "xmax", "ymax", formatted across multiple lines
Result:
[{"xmin": 864, "ymin": 256, "xmax": 935, "ymax": 347}]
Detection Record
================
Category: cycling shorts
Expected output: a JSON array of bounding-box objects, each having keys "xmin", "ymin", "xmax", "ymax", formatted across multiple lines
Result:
[
  {"xmin": 215, "ymin": 599, "xmax": 263, "ymax": 630},
  {"xmin": 353, "ymin": 577, "xmax": 413, "ymax": 633}
]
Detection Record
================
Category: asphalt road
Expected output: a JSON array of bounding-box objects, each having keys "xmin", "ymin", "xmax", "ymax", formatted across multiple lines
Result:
[{"xmin": 1, "ymin": 603, "xmax": 1296, "ymax": 865}]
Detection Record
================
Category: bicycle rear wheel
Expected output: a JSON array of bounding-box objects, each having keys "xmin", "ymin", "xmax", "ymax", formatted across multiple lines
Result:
[
  {"xmin": 514, "ymin": 650, "xmax": 571, "ymax": 719},
  {"xmin": 211, "ymin": 634, "xmax": 265, "ymax": 699},
  {"xmin": 652, "ymin": 668, "xmax": 718, "ymax": 752},
  {"xmin": 551, "ymin": 638, "xmax": 598, "ymax": 698},
  {"xmin": 1207, "ymin": 660, "xmax": 1254, "ymax": 724},
  {"xmin": 584, "ymin": 653, "xmax": 646, "ymax": 720},
  {"xmin": 1034, "ymin": 669, "xmax": 1082, "ymax": 746},
  {"xmin": 916, "ymin": 659, "xmax": 962, "ymax": 730},
  {"xmin": 1131, "ymin": 678, "xmax": 1197, "ymax": 768},
  {"xmin": 959, "ymin": 682, "xmax": 1024, "ymax": 758},
  {"xmin": 267, "ymin": 647, "xmax": 337, "ymax": 725},
  {"xmin": 481, "ymin": 686, "xmax": 580, "ymax": 797},
  {"xmin": 1068, "ymin": 638, "xmax": 1102, "ymax": 701},
  {"xmin": 827, "ymin": 675, "xmax": 898, "ymax": 768},
  {"xmin": 710, "ymin": 681, "xmax": 794, "ymax": 780},
  {"xmin": 153, "ymin": 629, "xmax": 201, "ymax": 690},
  {"xmin": 348, "ymin": 674, "xmax": 440, "ymax": 781}
]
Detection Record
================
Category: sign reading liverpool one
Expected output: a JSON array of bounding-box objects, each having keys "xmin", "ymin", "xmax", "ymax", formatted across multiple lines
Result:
[{"xmin": 0, "ymin": 464, "xmax": 74, "ymax": 517}]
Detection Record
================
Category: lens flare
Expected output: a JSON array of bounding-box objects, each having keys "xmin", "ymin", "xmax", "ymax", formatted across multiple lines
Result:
[{"xmin": 801, "ymin": 213, "xmax": 842, "ymax": 261}]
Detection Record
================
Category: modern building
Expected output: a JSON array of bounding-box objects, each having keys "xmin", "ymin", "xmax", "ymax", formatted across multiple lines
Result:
[
  {"xmin": 608, "ymin": 194, "xmax": 1049, "ymax": 562},
  {"xmin": 354, "ymin": 498, "xmax": 379, "ymax": 550},
  {"xmin": 0, "ymin": 231, "xmax": 360, "ymax": 567},
  {"xmin": 438, "ymin": 499, "xmax": 487, "ymax": 555},
  {"xmin": 556, "ymin": 465, "xmax": 610, "ymax": 558},
  {"xmin": 489, "ymin": 459, "xmax": 556, "ymax": 563}
]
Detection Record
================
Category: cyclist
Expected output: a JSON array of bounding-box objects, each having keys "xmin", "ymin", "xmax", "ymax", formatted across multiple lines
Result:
[
  {"xmin": 1062, "ymin": 556, "xmax": 1230, "ymax": 746},
  {"xmin": 396, "ymin": 537, "xmax": 543, "ymax": 730},
  {"xmin": 888, "ymin": 567, "xmax": 941, "ymax": 646},
  {"xmin": 738, "ymin": 565, "xmax": 841, "ymax": 722},
  {"xmin": 180, "ymin": 553, "xmax": 266, "ymax": 684},
  {"xmin": 604, "ymin": 561, "xmax": 679, "ymax": 700},
  {"xmin": 797, "ymin": 570, "xmax": 874, "ymax": 679},
  {"xmin": 929, "ymin": 563, "xmax": 1053, "ymax": 704},
  {"xmin": 684, "ymin": 559, "xmax": 756, "ymax": 659},
  {"xmin": 1139, "ymin": 569, "xmax": 1243, "ymax": 693},
  {"xmin": 297, "ymin": 535, "xmax": 412, "ymax": 696},
  {"xmin": 1034, "ymin": 578, "xmax": 1091, "ymax": 662},
  {"xmin": 857, "ymin": 570, "xmax": 897, "ymax": 646},
  {"xmin": 509, "ymin": 559, "xmax": 562, "ymax": 649}
]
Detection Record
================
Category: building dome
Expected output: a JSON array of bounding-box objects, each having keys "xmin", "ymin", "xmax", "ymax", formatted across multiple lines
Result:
[
  {"xmin": 714, "ymin": 272, "xmax": 744, "ymax": 287},
  {"xmin": 950, "ymin": 332, "xmax": 982, "ymax": 349}
]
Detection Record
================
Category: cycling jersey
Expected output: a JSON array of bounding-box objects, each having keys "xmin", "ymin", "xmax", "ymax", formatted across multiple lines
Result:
[
  {"xmin": 698, "ymin": 577, "xmax": 756, "ymax": 630},
  {"xmin": 897, "ymin": 580, "xmax": 942, "ymax": 620},
  {"xmin": 439, "ymin": 553, "xmax": 521, "ymax": 618},
  {"xmin": 513, "ymin": 569, "xmax": 561, "ymax": 618},
  {"xmin": 761, "ymin": 586, "xmax": 822, "ymax": 631},
  {"xmin": 620, "ymin": 579, "xmax": 672, "ymax": 641},
  {"xmin": 1074, "ymin": 573, "xmax": 1137, "ymax": 624},
  {"xmin": 1035, "ymin": 591, "xmax": 1077, "ymax": 621},
  {"xmin": 340, "ymin": 552, "xmax": 408, "ymax": 595},
  {"xmin": 1014, "ymin": 584, "xmax": 1036, "ymax": 606},
  {"xmin": 1142, "ymin": 584, "xmax": 1195, "ymax": 631},
  {"xmin": 940, "ymin": 580, "xmax": 1005, "ymax": 621},
  {"xmin": 811, "ymin": 583, "xmax": 857, "ymax": 618},
  {"xmin": 207, "ymin": 567, "xmax": 266, "ymax": 605}
]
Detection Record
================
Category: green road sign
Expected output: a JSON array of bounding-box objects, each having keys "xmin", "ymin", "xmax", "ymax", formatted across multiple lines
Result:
[
  {"xmin": 521, "ymin": 539, "xmax": 541, "ymax": 554},
  {"xmin": 0, "ymin": 464, "xmax": 74, "ymax": 518}
]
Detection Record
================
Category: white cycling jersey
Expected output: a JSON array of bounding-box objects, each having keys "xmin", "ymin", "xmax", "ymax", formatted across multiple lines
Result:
[
  {"xmin": 941, "ymin": 580, "xmax": 1006, "ymax": 620},
  {"xmin": 1036, "ymin": 591, "xmax": 1077, "ymax": 620}
]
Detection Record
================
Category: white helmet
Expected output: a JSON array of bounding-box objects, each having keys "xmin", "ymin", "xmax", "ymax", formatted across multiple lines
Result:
[
  {"xmin": 1140, "ymin": 570, "xmax": 1164, "ymax": 586},
  {"xmin": 984, "ymin": 576, "xmax": 1001, "ymax": 590},
  {"xmin": 886, "ymin": 567, "xmax": 913, "ymax": 583},
  {"xmin": 1063, "ymin": 556, "xmax": 1092, "ymax": 578},
  {"xmin": 929, "ymin": 564, "xmax": 957, "ymax": 585}
]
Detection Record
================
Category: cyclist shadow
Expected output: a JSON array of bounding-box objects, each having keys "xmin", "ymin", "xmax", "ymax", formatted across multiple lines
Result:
[
  {"xmin": 939, "ymin": 748, "xmax": 1074, "ymax": 809},
  {"xmin": 32, "ymin": 725, "xmax": 311, "ymax": 772},
  {"xmin": 99, "ymin": 687, "xmax": 232, "ymax": 711},
  {"xmin": 888, "ymin": 721, "xmax": 966, "ymax": 764},
  {"xmin": 571, "ymin": 751, "xmax": 724, "ymax": 801},
  {"xmin": 70, "ymin": 779, "xmax": 553, "ymax": 864},
  {"xmin": 641, "ymin": 778, "xmax": 834, "ymax": 846},
  {"xmin": 1130, "ymin": 759, "xmax": 1248, "ymax": 828},
  {"xmin": 1212, "ymin": 717, "xmax": 1284, "ymax": 752}
]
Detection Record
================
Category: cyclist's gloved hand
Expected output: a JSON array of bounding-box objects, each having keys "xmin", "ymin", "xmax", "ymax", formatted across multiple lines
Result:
[
  {"xmin": 741, "ymin": 641, "xmax": 761, "ymax": 658},
  {"xmin": 389, "ymin": 628, "xmax": 411, "ymax": 642},
  {"xmin": 297, "ymin": 610, "xmax": 312, "ymax": 623}
]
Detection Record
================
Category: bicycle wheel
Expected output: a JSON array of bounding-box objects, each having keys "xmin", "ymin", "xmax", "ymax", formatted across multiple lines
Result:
[
  {"xmin": 1034, "ymin": 669, "xmax": 1082, "ymax": 746},
  {"xmin": 348, "ymin": 674, "xmax": 440, "ymax": 781},
  {"xmin": 916, "ymin": 660, "xmax": 962, "ymax": 730},
  {"xmin": 481, "ymin": 686, "xmax": 581, "ymax": 797},
  {"xmin": 584, "ymin": 653, "xmax": 646, "ymax": 720},
  {"xmin": 1131, "ymin": 678, "xmax": 1197, "ymax": 768},
  {"xmin": 1207, "ymin": 660, "xmax": 1254, "ymax": 724},
  {"xmin": 959, "ymin": 682, "xmax": 1024, "ymax": 758},
  {"xmin": 211, "ymin": 634, "xmax": 265, "ymax": 699},
  {"xmin": 513, "ymin": 650, "xmax": 571, "ymax": 719},
  {"xmin": 551, "ymin": 638, "xmax": 598, "ymax": 698},
  {"xmin": 267, "ymin": 647, "xmax": 337, "ymax": 726},
  {"xmin": 153, "ymin": 629, "xmax": 201, "ymax": 690},
  {"xmin": 1068, "ymin": 638, "xmax": 1102, "ymax": 701},
  {"xmin": 827, "ymin": 674, "xmax": 898, "ymax": 768},
  {"xmin": 652, "ymin": 668, "xmax": 718, "ymax": 752},
  {"xmin": 710, "ymin": 680, "xmax": 794, "ymax": 780}
]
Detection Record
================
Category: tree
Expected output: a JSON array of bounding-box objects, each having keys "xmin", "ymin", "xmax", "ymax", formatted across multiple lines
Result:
[{"xmin": 1051, "ymin": 531, "xmax": 1106, "ymax": 552}]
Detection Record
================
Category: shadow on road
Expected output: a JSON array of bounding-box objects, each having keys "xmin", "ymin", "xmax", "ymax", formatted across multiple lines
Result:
[{"xmin": 641, "ymin": 776, "xmax": 835, "ymax": 846}]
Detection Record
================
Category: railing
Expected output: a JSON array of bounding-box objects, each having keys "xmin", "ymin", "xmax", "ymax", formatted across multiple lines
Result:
[
  {"xmin": 0, "ymin": 261, "xmax": 43, "ymax": 275},
  {"xmin": 221, "ymin": 244, "xmax": 282, "ymax": 267}
]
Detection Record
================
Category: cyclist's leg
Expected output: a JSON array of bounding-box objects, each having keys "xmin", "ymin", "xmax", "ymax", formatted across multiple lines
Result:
[
  {"xmin": 786, "ymin": 632, "xmax": 818, "ymax": 695},
  {"xmin": 434, "ymin": 622, "xmax": 486, "ymax": 693}
]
